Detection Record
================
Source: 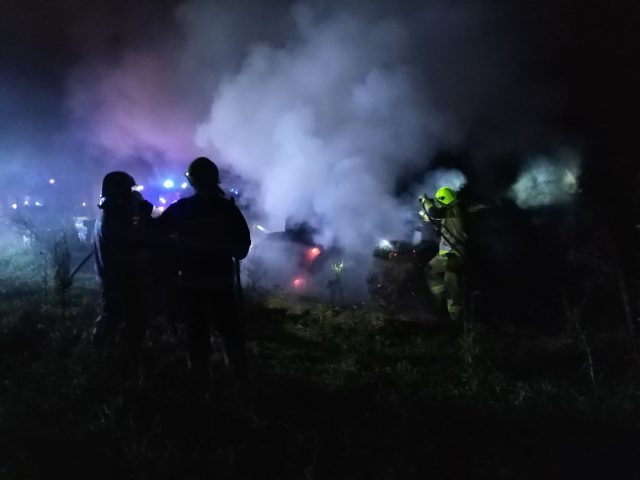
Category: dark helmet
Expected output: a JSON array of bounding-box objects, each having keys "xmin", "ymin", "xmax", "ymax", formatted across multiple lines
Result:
[
  {"xmin": 185, "ymin": 157, "xmax": 220, "ymax": 190},
  {"xmin": 99, "ymin": 171, "xmax": 136, "ymax": 208}
]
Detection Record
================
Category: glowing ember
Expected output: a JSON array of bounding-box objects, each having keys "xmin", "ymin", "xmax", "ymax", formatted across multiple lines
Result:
[
  {"xmin": 306, "ymin": 246, "xmax": 322, "ymax": 261},
  {"xmin": 292, "ymin": 277, "xmax": 306, "ymax": 288}
]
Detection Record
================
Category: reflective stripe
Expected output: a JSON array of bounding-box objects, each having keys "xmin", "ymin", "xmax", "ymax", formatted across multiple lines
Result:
[{"xmin": 447, "ymin": 304, "xmax": 462, "ymax": 317}]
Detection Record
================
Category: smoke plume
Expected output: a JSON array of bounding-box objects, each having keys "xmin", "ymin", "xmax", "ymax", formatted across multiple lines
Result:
[
  {"xmin": 2, "ymin": 0, "xmax": 608, "ymax": 255},
  {"xmin": 194, "ymin": 3, "xmax": 451, "ymax": 250}
]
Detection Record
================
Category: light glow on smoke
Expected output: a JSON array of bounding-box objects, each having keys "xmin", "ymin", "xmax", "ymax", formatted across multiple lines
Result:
[
  {"xmin": 511, "ymin": 151, "xmax": 580, "ymax": 209},
  {"xmin": 306, "ymin": 246, "xmax": 322, "ymax": 261},
  {"xmin": 133, "ymin": 184, "xmax": 145, "ymax": 192},
  {"xmin": 152, "ymin": 206, "xmax": 165, "ymax": 217},
  {"xmin": 415, "ymin": 168, "xmax": 467, "ymax": 200},
  {"xmin": 292, "ymin": 276, "xmax": 306, "ymax": 289},
  {"xmin": 378, "ymin": 239, "xmax": 393, "ymax": 250},
  {"xmin": 159, "ymin": 196, "xmax": 167, "ymax": 205}
]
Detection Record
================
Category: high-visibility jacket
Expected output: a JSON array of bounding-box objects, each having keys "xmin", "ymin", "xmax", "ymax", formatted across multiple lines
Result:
[{"xmin": 419, "ymin": 198, "xmax": 467, "ymax": 256}]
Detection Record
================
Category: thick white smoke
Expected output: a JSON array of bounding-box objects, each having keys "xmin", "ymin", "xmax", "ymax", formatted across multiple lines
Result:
[
  {"xmin": 510, "ymin": 150, "xmax": 580, "ymax": 209},
  {"xmin": 195, "ymin": 5, "xmax": 449, "ymax": 252},
  {"xmin": 413, "ymin": 168, "xmax": 467, "ymax": 200}
]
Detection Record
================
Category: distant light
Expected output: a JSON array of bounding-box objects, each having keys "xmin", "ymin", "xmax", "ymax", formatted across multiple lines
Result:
[
  {"xmin": 163, "ymin": 179, "xmax": 175, "ymax": 189},
  {"xmin": 23, "ymin": 200, "xmax": 29, "ymax": 206},
  {"xmin": 48, "ymin": 178, "xmax": 55, "ymax": 185},
  {"xmin": 306, "ymin": 246, "xmax": 322, "ymax": 261},
  {"xmin": 292, "ymin": 277, "xmax": 306, "ymax": 288},
  {"xmin": 256, "ymin": 225, "xmax": 267, "ymax": 232},
  {"xmin": 132, "ymin": 184, "xmax": 145, "ymax": 192},
  {"xmin": 159, "ymin": 197, "xmax": 167, "ymax": 205},
  {"xmin": 181, "ymin": 182, "xmax": 188, "ymax": 189},
  {"xmin": 82, "ymin": 202, "xmax": 87, "ymax": 207},
  {"xmin": 35, "ymin": 201, "xmax": 43, "ymax": 207},
  {"xmin": 11, "ymin": 203, "xmax": 17, "ymax": 210},
  {"xmin": 229, "ymin": 187, "xmax": 240, "ymax": 196}
]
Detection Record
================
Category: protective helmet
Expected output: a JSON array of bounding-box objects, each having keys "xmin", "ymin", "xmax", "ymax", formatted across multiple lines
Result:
[
  {"xmin": 435, "ymin": 186, "xmax": 457, "ymax": 206},
  {"xmin": 185, "ymin": 156, "xmax": 220, "ymax": 189},
  {"xmin": 99, "ymin": 171, "xmax": 136, "ymax": 208}
]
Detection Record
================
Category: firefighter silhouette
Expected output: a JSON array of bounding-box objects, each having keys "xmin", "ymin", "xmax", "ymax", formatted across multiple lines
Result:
[
  {"xmin": 157, "ymin": 157, "xmax": 251, "ymax": 384},
  {"xmin": 93, "ymin": 171, "xmax": 154, "ymax": 377}
]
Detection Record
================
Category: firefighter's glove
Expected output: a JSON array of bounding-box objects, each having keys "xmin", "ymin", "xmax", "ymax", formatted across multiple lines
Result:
[{"xmin": 418, "ymin": 194, "xmax": 434, "ymax": 209}]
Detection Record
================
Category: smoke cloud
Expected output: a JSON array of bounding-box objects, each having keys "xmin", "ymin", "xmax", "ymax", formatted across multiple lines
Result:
[
  {"xmin": 1, "ymin": 0, "xmax": 603, "ymax": 259},
  {"xmin": 194, "ymin": 3, "xmax": 451, "ymax": 250},
  {"xmin": 510, "ymin": 150, "xmax": 580, "ymax": 209}
]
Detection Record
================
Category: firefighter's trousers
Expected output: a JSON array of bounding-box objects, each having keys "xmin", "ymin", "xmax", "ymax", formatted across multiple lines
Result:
[
  {"xmin": 427, "ymin": 253, "xmax": 463, "ymax": 320},
  {"xmin": 181, "ymin": 284, "xmax": 247, "ymax": 383},
  {"xmin": 93, "ymin": 283, "xmax": 148, "ymax": 377}
]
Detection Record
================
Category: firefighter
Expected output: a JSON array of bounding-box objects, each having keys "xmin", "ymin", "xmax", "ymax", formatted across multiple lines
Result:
[
  {"xmin": 327, "ymin": 260, "xmax": 345, "ymax": 304},
  {"xmin": 419, "ymin": 186, "xmax": 467, "ymax": 321},
  {"xmin": 93, "ymin": 171, "xmax": 154, "ymax": 377},
  {"xmin": 157, "ymin": 157, "xmax": 251, "ymax": 384}
]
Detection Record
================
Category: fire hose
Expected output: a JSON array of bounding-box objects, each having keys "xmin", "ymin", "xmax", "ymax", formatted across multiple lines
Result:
[{"xmin": 69, "ymin": 250, "xmax": 95, "ymax": 283}]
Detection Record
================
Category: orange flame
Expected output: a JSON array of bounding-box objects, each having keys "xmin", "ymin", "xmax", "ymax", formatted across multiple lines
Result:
[{"xmin": 306, "ymin": 246, "xmax": 322, "ymax": 261}]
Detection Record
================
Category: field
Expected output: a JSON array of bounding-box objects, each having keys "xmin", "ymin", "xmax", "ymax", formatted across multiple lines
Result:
[{"xmin": 1, "ymin": 237, "xmax": 639, "ymax": 479}]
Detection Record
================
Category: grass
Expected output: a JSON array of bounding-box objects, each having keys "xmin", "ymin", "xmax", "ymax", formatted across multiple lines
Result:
[{"xmin": 1, "ymin": 244, "xmax": 639, "ymax": 479}]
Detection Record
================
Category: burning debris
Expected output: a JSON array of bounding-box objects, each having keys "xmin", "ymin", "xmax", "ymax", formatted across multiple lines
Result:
[{"xmin": 292, "ymin": 276, "xmax": 306, "ymax": 289}]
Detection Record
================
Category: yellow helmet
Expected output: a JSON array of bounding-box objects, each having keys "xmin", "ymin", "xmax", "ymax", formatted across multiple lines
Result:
[{"xmin": 435, "ymin": 186, "xmax": 457, "ymax": 206}]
